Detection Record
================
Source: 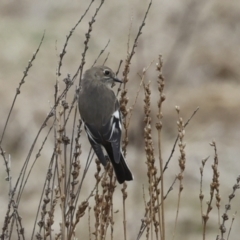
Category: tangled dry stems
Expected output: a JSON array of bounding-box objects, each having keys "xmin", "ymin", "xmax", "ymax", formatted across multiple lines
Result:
[{"xmin": 0, "ymin": 1, "xmax": 239, "ymax": 240}]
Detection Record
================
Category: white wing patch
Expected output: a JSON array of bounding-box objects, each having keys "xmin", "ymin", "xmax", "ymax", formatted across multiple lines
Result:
[
  {"xmin": 84, "ymin": 124, "xmax": 98, "ymax": 144},
  {"xmin": 113, "ymin": 110, "xmax": 122, "ymax": 131},
  {"xmin": 113, "ymin": 110, "xmax": 120, "ymax": 119},
  {"xmin": 105, "ymin": 110, "xmax": 122, "ymax": 141}
]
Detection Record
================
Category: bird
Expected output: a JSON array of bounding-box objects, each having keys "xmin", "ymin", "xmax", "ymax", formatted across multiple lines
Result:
[{"xmin": 78, "ymin": 66, "xmax": 133, "ymax": 184}]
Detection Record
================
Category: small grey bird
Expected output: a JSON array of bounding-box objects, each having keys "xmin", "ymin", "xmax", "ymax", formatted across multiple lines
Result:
[{"xmin": 78, "ymin": 66, "xmax": 133, "ymax": 184}]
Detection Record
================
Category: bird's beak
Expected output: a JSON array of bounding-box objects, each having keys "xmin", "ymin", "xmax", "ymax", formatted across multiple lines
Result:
[{"xmin": 113, "ymin": 77, "xmax": 122, "ymax": 83}]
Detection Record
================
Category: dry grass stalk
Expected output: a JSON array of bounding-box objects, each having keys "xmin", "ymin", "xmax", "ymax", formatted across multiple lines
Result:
[
  {"xmin": 118, "ymin": 3, "xmax": 153, "ymax": 239},
  {"xmin": 78, "ymin": 0, "xmax": 106, "ymax": 86},
  {"xmin": 226, "ymin": 211, "xmax": 237, "ymax": 240},
  {"xmin": 92, "ymin": 163, "xmax": 116, "ymax": 240},
  {"xmin": 0, "ymin": 32, "xmax": 45, "ymax": 146},
  {"xmin": 155, "ymin": 55, "xmax": 166, "ymax": 240},
  {"xmin": 119, "ymin": 0, "xmax": 152, "ymax": 156},
  {"xmin": 199, "ymin": 157, "xmax": 209, "ymax": 222},
  {"xmin": 142, "ymin": 66, "xmax": 161, "ymax": 240},
  {"xmin": 202, "ymin": 141, "xmax": 220, "ymax": 240},
  {"xmin": 136, "ymin": 63, "xmax": 199, "ymax": 240},
  {"xmin": 219, "ymin": 176, "xmax": 240, "ymax": 239},
  {"xmin": 2, "ymin": 2, "xmax": 240, "ymax": 240},
  {"xmin": 57, "ymin": 0, "xmax": 95, "ymax": 77},
  {"xmin": 172, "ymin": 106, "xmax": 187, "ymax": 240}
]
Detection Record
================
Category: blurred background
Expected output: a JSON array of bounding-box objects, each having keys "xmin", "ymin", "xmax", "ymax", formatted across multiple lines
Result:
[{"xmin": 0, "ymin": 0, "xmax": 239, "ymax": 239}]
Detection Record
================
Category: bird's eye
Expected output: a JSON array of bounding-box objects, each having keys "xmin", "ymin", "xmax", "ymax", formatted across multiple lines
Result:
[{"xmin": 104, "ymin": 69, "xmax": 110, "ymax": 76}]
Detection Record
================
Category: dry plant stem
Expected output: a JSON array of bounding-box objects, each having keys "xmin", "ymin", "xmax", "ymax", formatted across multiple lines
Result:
[
  {"xmin": 74, "ymin": 148, "xmax": 94, "ymax": 196},
  {"xmin": 61, "ymin": 103, "xmax": 81, "ymax": 221},
  {"xmin": 55, "ymin": 104, "xmax": 67, "ymax": 239},
  {"xmin": 66, "ymin": 118, "xmax": 82, "ymax": 233},
  {"xmin": 199, "ymin": 157, "xmax": 209, "ymax": 224},
  {"xmin": 116, "ymin": 60, "xmax": 123, "ymax": 76},
  {"xmin": 94, "ymin": 160, "xmax": 101, "ymax": 240},
  {"xmin": 92, "ymin": 163, "xmax": 116, "ymax": 240},
  {"xmin": 67, "ymin": 105, "xmax": 79, "ymax": 163},
  {"xmin": 16, "ymin": 80, "xmax": 75, "ymax": 205},
  {"xmin": 227, "ymin": 211, "xmax": 237, "ymax": 240},
  {"xmin": 118, "ymin": 2, "xmax": 153, "ymax": 238},
  {"xmin": 100, "ymin": 175, "xmax": 108, "ymax": 240},
  {"xmin": 12, "ymin": 210, "xmax": 25, "ymax": 240},
  {"xmin": 7, "ymin": 0, "xmax": 111, "ymax": 210},
  {"xmin": 104, "ymin": 169, "xmax": 116, "ymax": 239},
  {"xmin": 142, "ymin": 75, "xmax": 160, "ymax": 240},
  {"xmin": 31, "ymin": 158, "xmax": 54, "ymax": 239},
  {"xmin": 62, "ymin": 92, "xmax": 77, "ymax": 129},
  {"xmin": 60, "ymin": 115, "xmax": 76, "ymax": 217},
  {"xmin": 68, "ymin": 186, "xmax": 97, "ymax": 239},
  {"xmin": 126, "ymin": 0, "xmax": 152, "ymax": 64},
  {"xmin": 136, "ymin": 107, "xmax": 199, "ymax": 240},
  {"xmin": 219, "ymin": 176, "xmax": 240, "ymax": 239},
  {"xmin": 20, "ymin": 120, "xmax": 56, "ymax": 204},
  {"xmin": 31, "ymin": 77, "xmax": 59, "ymax": 239},
  {"xmin": 103, "ymin": 169, "xmax": 116, "ymax": 239},
  {"xmin": 56, "ymin": 97, "xmax": 75, "ymax": 238},
  {"xmin": 126, "ymin": 60, "xmax": 154, "ymax": 129},
  {"xmin": 71, "ymin": 201, "xmax": 89, "ymax": 237},
  {"xmin": 114, "ymin": 60, "xmax": 123, "ymax": 94},
  {"xmin": 78, "ymin": 0, "xmax": 106, "ymax": 87},
  {"xmin": 88, "ymin": 207, "xmax": 92, "ymax": 240},
  {"xmin": 212, "ymin": 144, "xmax": 221, "ymax": 230},
  {"xmin": 155, "ymin": 55, "xmax": 166, "ymax": 240},
  {"xmin": 122, "ymin": 183, "xmax": 128, "ymax": 240},
  {"xmin": 1, "ymin": 33, "xmax": 47, "ymax": 236},
  {"xmin": 72, "ymin": 178, "xmax": 101, "ymax": 235},
  {"xmin": 102, "ymin": 52, "xmax": 110, "ymax": 66},
  {"xmin": 202, "ymin": 141, "xmax": 220, "ymax": 240},
  {"xmin": 163, "ymin": 107, "xmax": 199, "ymax": 174},
  {"xmin": 127, "ymin": 10, "xmax": 133, "ymax": 54},
  {"xmin": 164, "ymin": 176, "xmax": 178, "ymax": 201},
  {"xmin": 0, "ymin": 147, "xmax": 12, "ymax": 196},
  {"xmin": 65, "ymin": 107, "xmax": 79, "ymax": 205},
  {"xmin": 17, "ymin": 127, "xmax": 55, "ymax": 238},
  {"xmin": 45, "ymin": 180, "xmax": 60, "ymax": 239},
  {"xmin": 0, "ymin": 32, "xmax": 45, "ymax": 146},
  {"xmin": 16, "ymin": 111, "xmax": 54, "ymax": 203},
  {"xmin": 67, "ymin": 148, "xmax": 94, "ymax": 235},
  {"xmin": 119, "ymin": 0, "xmax": 152, "ymax": 155},
  {"xmin": 136, "ymin": 74, "xmax": 151, "ymax": 240},
  {"xmin": 172, "ymin": 106, "xmax": 186, "ymax": 240},
  {"xmin": 1, "ymin": 200, "xmax": 16, "ymax": 240},
  {"xmin": 92, "ymin": 39, "xmax": 110, "ymax": 67},
  {"xmin": 110, "ymin": 195, "xmax": 114, "ymax": 240},
  {"xmin": 57, "ymin": 0, "xmax": 95, "ymax": 77},
  {"xmin": 136, "ymin": 64, "xmax": 165, "ymax": 240}
]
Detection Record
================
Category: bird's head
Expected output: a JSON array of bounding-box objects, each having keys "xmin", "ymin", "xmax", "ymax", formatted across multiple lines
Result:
[{"xmin": 84, "ymin": 66, "xmax": 122, "ymax": 87}]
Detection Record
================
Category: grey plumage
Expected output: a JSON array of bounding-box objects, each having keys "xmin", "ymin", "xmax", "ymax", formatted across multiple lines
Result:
[{"xmin": 78, "ymin": 66, "xmax": 133, "ymax": 184}]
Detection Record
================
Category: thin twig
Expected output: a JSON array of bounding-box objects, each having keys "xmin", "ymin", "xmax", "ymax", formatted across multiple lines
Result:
[
  {"xmin": 57, "ymin": 0, "xmax": 95, "ymax": 77},
  {"xmin": 163, "ymin": 107, "xmax": 199, "ymax": 173},
  {"xmin": 78, "ymin": 0, "xmax": 106, "ymax": 87},
  {"xmin": 92, "ymin": 39, "xmax": 110, "ymax": 67},
  {"xmin": 0, "ymin": 31, "xmax": 45, "ymax": 145}
]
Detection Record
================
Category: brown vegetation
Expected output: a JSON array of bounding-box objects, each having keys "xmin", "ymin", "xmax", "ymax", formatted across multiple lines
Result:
[{"xmin": 0, "ymin": 1, "xmax": 240, "ymax": 240}]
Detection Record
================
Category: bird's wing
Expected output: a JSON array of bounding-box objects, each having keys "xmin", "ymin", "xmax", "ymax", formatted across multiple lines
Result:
[
  {"xmin": 84, "ymin": 124, "xmax": 107, "ymax": 166},
  {"xmin": 84, "ymin": 108, "xmax": 122, "ymax": 164},
  {"xmin": 102, "ymin": 109, "xmax": 122, "ymax": 164}
]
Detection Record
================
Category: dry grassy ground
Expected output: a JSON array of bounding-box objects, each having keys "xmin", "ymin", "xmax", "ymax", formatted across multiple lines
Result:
[{"xmin": 0, "ymin": 1, "xmax": 239, "ymax": 240}]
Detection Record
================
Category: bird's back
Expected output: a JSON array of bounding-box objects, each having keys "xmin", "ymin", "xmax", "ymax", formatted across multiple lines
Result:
[{"xmin": 78, "ymin": 81, "xmax": 118, "ymax": 129}]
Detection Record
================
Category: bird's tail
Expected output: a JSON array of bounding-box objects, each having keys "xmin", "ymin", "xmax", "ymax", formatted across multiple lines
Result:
[{"xmin": 105, "ymin": 144, "xmax": 133, "ymax": 184}]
